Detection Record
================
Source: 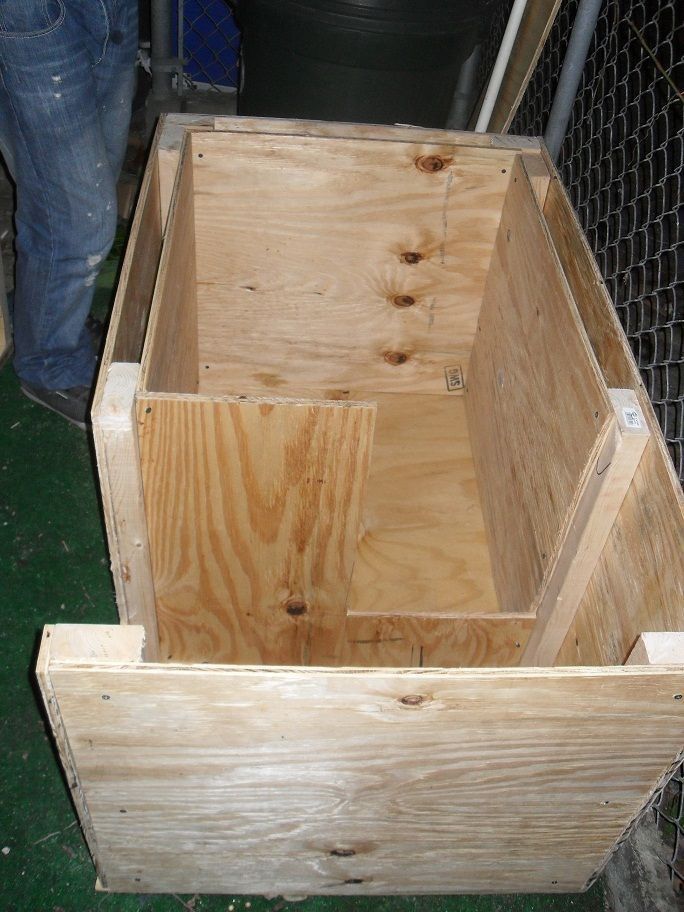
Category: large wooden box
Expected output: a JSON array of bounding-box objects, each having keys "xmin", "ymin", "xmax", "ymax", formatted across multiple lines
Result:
[{"xmin": 37, "ymin": 116, "xmax": 684, "ymax": 897}]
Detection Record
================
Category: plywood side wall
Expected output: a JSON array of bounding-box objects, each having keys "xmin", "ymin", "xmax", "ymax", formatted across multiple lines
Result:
[
  {"xmin": 191, "ymin": 132, "xmax": 514, "ymax": 397},
  {"xmin": 543, "ymin": 179, "xmax": 684, "ymax": 665},
  {"xmin": 39, "ymin": 624, "xmax": 684, "ymax": 896},
  {"xmin": 465, "ymin": 156, "xmax": 614, "ymax": 615},
  {"xmin": 140, "ymin": 137, "xmax": 198, "ymax": 395}
]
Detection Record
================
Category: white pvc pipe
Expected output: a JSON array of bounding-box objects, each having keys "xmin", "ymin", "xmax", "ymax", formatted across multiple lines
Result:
[{"xmin": 475, "ymin": 0, "xmax": 530, "ymax": 133}]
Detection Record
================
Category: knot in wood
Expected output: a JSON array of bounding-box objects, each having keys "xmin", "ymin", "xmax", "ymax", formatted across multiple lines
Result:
[
  {"xmin": 384, "ymin": 351, "xmax": 409, "ymax": 366},
  {"xmin": 400, "ymin": 251, "xmax": 424, "ymax": 265},
  {"xmin": 400, "ymin": 694, "xmax": 427, "ymax": 707},
  {"xmin": 285, "ymin": 599, "xmax": 308, "ymax": 617},
  {"xmin": 416, "ymin": 155, "xmax": 447, "ymax": 173},
  {"xmin": 393, "ymin": 294, "xmax": 415, "ymax": 308}
]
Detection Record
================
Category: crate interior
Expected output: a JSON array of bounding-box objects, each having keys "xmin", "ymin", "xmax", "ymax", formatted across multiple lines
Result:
[{"xmin": 136, "ymin": 130, "xmax": 615, "ymax": 669}]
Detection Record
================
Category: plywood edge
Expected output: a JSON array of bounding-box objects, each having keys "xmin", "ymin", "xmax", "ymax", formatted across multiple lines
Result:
[
  {"xmin": 521, "ymin": 151, "xmax": 552, "ymax": 207},
  {"xmin": 211, "ymin": 114, "xmax": 543, "ymax": 153},
  {"xmin": 523, "ymin": 391, "xmax": 650, "ymax": 666},
  {"xmin": 38, "ymin": 626, "xmax": 684, "ymax": 678},
  {"xmin": 35, "ymin": 627, "xmax": 108, "ymax": 889},
  {"xmin": 92, "ymin": 363, "xmax": 160, "ymax": 660}
]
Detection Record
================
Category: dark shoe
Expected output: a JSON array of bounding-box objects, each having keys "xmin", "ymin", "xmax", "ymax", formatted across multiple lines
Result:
[
  {"xmin": 85, "ymin": 314, "xmax": 105, "ymax": 353},
  {"xmin": 20, "ymin": 382, "xmax": 90, "ymax": 430}
]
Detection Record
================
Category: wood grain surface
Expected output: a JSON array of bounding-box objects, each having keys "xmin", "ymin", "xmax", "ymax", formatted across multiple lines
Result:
[
  {"xmin": 93, "ymin": 363, "xmax": 160, "ymax": 659},
  {"xmin": 191, "ymin": 131, "xmax": 510, "ymax": 397},
  {"xmin": 522, "ymin": 389, "xmax": 650, "ymax": 666},
  {"xmin": 140, "ymin": 138, "xmax": 198, "ymax": 395},
  {"xmin": 466, "ymin": 156, "xmax": 613, "ymax": 615},
  {"xmin": 542, "ymin": 178, "xmax": 684, "ymax": 666},
  {"xmin": 348, "ymin": 392, "xmax": 500, "ymax": 619},
  {"xmin": 136, "ymin": 393, "xmax": 376, "ymax": 665},
  {"xmin": 39, "ymin": 624, "xmax": 684, "ymax": 896}
]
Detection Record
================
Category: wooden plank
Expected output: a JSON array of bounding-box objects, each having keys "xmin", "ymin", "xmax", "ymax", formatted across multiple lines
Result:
[
  {"xmin": 487, "ymin": 0, "xmax": 563, "ymax": 133},
  {"xmin": 40, "ymin": 624, "xmax": 684, "ymax": 895},
  {"xmin": 136, "ymin": 393, "xmax": 376, "ymax": 665},
  {"xmin": 191, "ymin": 131, "xmax": 511, "ymax": 397},
  {"xmin": 627, "ymin": 633, "xmax": 684, "ymax": 666},
  {"xmin": 212, "ymin": 113, "xmax": 545, "ymax": 152},
  {"xmin": 465, "ymin": 155, "xmax": 613, "ymax": 615},
  {"xmin": 542, "ymin": 178, "xmax": 684, "ymax": 666},
  {"xmin": 92, "ymin": 363, "xmax": 160, "ymax": 660},
  {"xmin": 139, "ymin": 137, "xmax": 198, "ymax": 395},
  {"xmin": 522, "ymin": 389, "xmax": 650, "ymax": 666}
]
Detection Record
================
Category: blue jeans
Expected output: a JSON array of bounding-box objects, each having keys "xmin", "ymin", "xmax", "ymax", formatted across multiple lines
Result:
[{"xmin": 0, "ymin": 0, "xmax": 137, "ymax": 389}]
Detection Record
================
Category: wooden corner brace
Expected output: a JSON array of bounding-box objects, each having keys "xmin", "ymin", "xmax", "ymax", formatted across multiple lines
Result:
[{"xmin": 522, "ymin": 389, "xmax": 650, "ymax": 666}]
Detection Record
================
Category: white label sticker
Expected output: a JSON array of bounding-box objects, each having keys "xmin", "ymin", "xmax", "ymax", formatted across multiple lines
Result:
[
  {"xmin": 622, "ymin": 407, "xmax": 642, "ymax": 429},
  {"xmin": 444, "ymin": 365, "xmax": 464, "ymax": 392}
]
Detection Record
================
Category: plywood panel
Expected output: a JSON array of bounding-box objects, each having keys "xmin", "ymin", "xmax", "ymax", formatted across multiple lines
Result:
[
  {"xmin": 39, "ymin": 624, "xmax": 684, "ymax": 896},
  {"xmin": 192, "ymin": 132, "xmax": 511, "ymax": 396},
  {"xmin": 542, "ymin": 178, "xmax": 684, "ymax": 666},
  {"xmin": 522, "ymin": 389, "xmax": 650, "ymax": 666},
  {"xmin": 140, "ymin": 138, "xmax": 198, "ymax": 395},
  {"xmin": 136, "ymin": 393, "xmax": 375, "ymax": 666},
  {"xmin": 466, "ymin": 156, "xmax": 613, "ymax": 615},
  {"xmin": 343, "ymin": 613, "xmax": 533, "ymax": 668},
  {"xmin": 347, "ymin": 392, "xmax": 500, "ymax": 619}
]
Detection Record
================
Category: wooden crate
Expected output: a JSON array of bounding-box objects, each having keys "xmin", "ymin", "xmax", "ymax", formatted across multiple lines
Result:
[{"xmin": 37, "ymin": 115, "xmax": 684, "ymax": 897}]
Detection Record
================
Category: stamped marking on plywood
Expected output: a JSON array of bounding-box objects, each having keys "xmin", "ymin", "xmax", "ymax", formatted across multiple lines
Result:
[
  {"xmin": 444, "ymin": 365, "xmax": 464, "ymax": 392},
  {"xmin": 622, "ymin": 407, "xmax": 642, "ymax": 429}
]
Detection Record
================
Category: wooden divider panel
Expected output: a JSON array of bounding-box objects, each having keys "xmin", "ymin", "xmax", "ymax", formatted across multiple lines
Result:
[
  {"xmin": 38, "ymin": 624, "xmax": 684, "ymax": 895},
  {"xmin": 136, "ymin": 393, "xmax": 375, "ymax": 665},
  {"xmin": 465, "ymin": 155, "xmax": 614, "ymax": 615}
]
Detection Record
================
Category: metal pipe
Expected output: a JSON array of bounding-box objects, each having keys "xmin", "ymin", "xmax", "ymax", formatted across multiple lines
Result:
[
  {"xmin": 151, "ymin": 0, "xmax": 174, "ymax": 99},
  {"xmin": 475, "ymin": 0, "xmax": 529, "ymax": 132},
  {"xmin": 544, "ymin": 0, "xmax": 604, "ymax": 162},
  {"xmin": 447, "ymin": 44, "xmax": 482, "ymax": 130}
]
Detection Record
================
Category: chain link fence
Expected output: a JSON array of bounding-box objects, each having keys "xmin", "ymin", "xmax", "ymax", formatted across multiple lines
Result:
[
  {"xmin": 654, "ymin": 760, "xmax": 684, "ymax": 894},
  {"xmin": 508, "ymin": 0, "xmax": 683, "ymax": 485},
  {"xmin": 485, "ymin": 0, "xmax": 683, "ymax": 895},
  {"xmin": 176, "ymin": 0, "xmax": 240, "ymax": 93}
]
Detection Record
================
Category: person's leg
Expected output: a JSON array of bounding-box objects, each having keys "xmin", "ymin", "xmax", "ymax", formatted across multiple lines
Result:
[{"xmin": 0, "ymin": 0, "xmax": 135, "ymax": 409}]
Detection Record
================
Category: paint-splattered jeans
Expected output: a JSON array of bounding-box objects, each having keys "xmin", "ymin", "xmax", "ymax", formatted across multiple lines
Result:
[{"xmin": 0, "ymin": 0, "xmax": 137, "ymax": 389}]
